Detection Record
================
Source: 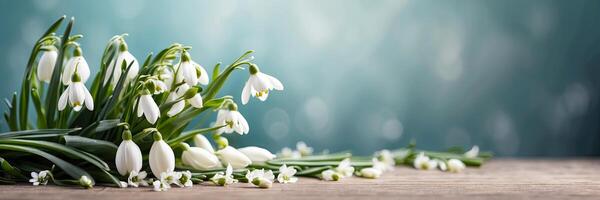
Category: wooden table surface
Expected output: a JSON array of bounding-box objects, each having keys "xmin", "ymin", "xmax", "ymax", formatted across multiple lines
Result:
[{"xmin": 1, "ymin": 159, "xmax": 599, "ymax": 200}]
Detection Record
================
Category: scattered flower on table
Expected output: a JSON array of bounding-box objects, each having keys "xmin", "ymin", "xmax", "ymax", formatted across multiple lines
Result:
[
  {"xmin": 277, "ymin": 164, "xmax": 298, "ymax": 184},
  {"xmin": 29, "ymin": 170, "xmax": 50, "ymax": 186}
]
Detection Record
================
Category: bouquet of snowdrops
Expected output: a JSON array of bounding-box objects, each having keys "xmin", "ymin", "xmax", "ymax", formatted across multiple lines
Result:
[{"xmin": 0, "ymin": 16, "xmax": 491, "ymax": 191}]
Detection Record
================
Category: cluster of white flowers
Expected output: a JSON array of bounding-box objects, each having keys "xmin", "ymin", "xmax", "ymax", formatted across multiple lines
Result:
[
  {"xmin": 278, "ymin": 141, "xmax": 313, "ymax": 159},
  {"xmin": 412, "ymin": 146, "xmax": 477, "ymax": 173}
]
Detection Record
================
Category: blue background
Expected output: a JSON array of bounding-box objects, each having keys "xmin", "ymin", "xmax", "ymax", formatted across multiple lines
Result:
[{"xmin": 0, "ymin": 0, "xmax": 599, "ymax": 156}]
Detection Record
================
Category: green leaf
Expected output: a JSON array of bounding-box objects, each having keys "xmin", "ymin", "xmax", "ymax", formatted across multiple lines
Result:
[
  {"xmin": 0, "ymin": 139, "xmax": 109, "ymax": 171},
  {"xmin": 212, "ymin": 63, "xmax": 221, "ymax": 82},
  {"xmin": 87, "ymin": 169, "xmax": 121, "ymax": 187},
  {"xmin": 0, "ymin": 128, "xmax": 79, "ymax": 139},
  {"xmin": 19, "ymin": 16, "xmax": 65, "ymax": 130},
  {"xmin": 79, "ymin": 119, "xmax": 121, "ymax": 137},
  {"xmin": 0, "ymin": 157, "xmax": 26, "ymax": 179},
  {"xmin": 97, "ymin": 61, "xmax": 134, "ymax": 120},
  {"xmin": 295, "ymin": 166, "xmax": 331, "ymax": 176},
  {"xmin": 0, "ymin": 144, "xmax": 92, "ymax": 182},
  {"xmin": 61, "ymin": 135, "xmax": 117, "ymax": 161},
  {"xmin": 31, "ymin": 88, "xmax": 47, "ymax": 128},
  {"xmin": 166, "ymin": 125, "xmax": 226, "ymax": 147},
  {"xmin": 5, "ymin": 93, "xmax": 18, "ymax": 131}
]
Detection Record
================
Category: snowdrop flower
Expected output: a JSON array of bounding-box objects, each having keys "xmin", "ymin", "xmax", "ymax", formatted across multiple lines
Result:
[
  {"xmin": 321, "ymin": 169, "xmax": 341, "ymax": 181},
  {"xmin": 437, "ymin": 159, "xmax": 448, "ymax": 171},
  {"xmin": 115, "ymin": 130, "xmax": 143, "ymax": 176},
  {"xmin": 358, "ymin": 168, "xmax": 382, "ymax": 179},
  {"xmin": 193, "ymin": 134, "xmax": 215, "ymax": 153},
  {"xmin": 335, "ymin": 158, "xmax": 355, "ymax": 177},
  {"xmin": 160, "ymin": 171, "xmax": 180, "ymax": 186},
  {"xmin": 149, "ymin": 132, "xmax": 175, "ymax": 177},
  {"xmin": 127, "ymin": 171, "xmax": 148, "ymax": 187},
  {"xmin": 137, "ymin": 91, "xmax": 160, "ymax": 124},
  {"xmin": 153, "ymin": 180, "xmax": 169, "ymax": 192},
  {"xmin": 79, "ymin": 176, "xmax": 93, "ymax": 189},
  {"xmin": 29, "ymin": 170, "xmax": 50, "ymax": 186},
  {"xmin": 447, "ymin": 159, "xmax": 466, "ymax": 173},
  {"xmin": 211, "ymin": 164, "xmax": 237, "ymax": 186},
  {"xmin": 372, "ymin": 158, "xmax": 393, "ymax": 173},
  {"xmin": 464, "ymin": 145, "xmax": 479, "ymax": 158},
  {"xmin": 148, "ymin": 79, "xmax": 168, "ymax": 95},
  {"xmin": 238, "ymin": 146, "xmax": 276, "ymax": 162},
  {"xmin": 181, "ymin": 143, "xmax": 221, "ymax": 170},
  {"xmin": 413, "ymin": 152, "xmax": 437, "ymax": 170},
  {"xmin": 166, "ymin": 84, "xmax": 203, "ymax": 117},
  {"xmin": 374, "ymin": 149, "xmax": 396, "ymax": 171},
  {"xmin": 216, "ymin": 146, "xmax": 251, "ymax": 169},
  {"xmin": 36, "ymin": 46, "xmax": 58, "ymax": 83},
  {"xmin": 104, "ymin": 41, "xmax": 139, "ymax": 86},
  {"xmin": 215, "ymin": 103, "xmax": 249, "ymax": 135},
  {"xmin": 62, "ymin": 47, "xmax": 90, "ymax": 85},
  {"xmin": 119, "ymin": 181, "xmax": 128, "ymax": 188},
  {"xmin": 58, "ymin": 70, "xmax": 93, "ymax": 112},
  {"xmin": 158, "ymin": 67, "xmax": 175, "ymax": 90},
  {"xmin": 179, "ymin": 171, "xmax": 193, "ymax": 187},
  {"xmin": 296, "ymin": 142, "xmax": 313, "ymax": 157},
  {"xmin": 241, "ymin": 64, "xmax": 283, "ymax": 105},
  {"xmin": 277, "ymin": 164, "xmax": 298, "ymax": 183},
  {"xmin": 175, "ymin": 51, "xmax": 209, "ymax": 86},
  {"xmin": 246, "ymin": 169, "xmax": 275, "ymax": 188},
  {"xmin": 279, "ymin": 147, "xmax": 301, "ymax": 159}
]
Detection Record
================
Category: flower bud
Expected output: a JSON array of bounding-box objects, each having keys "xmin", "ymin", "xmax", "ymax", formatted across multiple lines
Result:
[
  {"xmin": 216, "ymin": 146, "xmax": 251, "ymax": 169},
  {"xmin": 359, "ymin": 168, "xmax": 382, "ymax": 179},
  {"xmin": 115, "ymin": 130, "xmax": 143, "ymax": 176},
  {"xmin": 79, "ymin": 176, "xmax": 93, "ymax": 189},
  {"xmin": 237, "ymin": 146, "xmax": 276, "ymax": 163},
  {"xmin": 181, "ymin": 143, "xmax": 221, "ymax": 170},
  {"xmin": 447, "ymin": 159, "xmax": 466, "ymax": 173},
  {"xmin": 252, "ymin": 177, "xmax": 272, "ymax": 188},
  {"xmin": 213, "ymin": 135, "xmax": 229, "ymax": 149},
  {"xmin": 149, "ymin": 132, "xmax": 175, "ymax": 177},
  {"xmin": 37, "ymin": 46, "xmax": 58, "ymax": 83},
  {"xmin": 193, "ymin": 134, "xmax": 215, "ymax": 153}
]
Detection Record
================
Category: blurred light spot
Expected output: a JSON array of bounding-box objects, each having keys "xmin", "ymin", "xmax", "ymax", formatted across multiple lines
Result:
[
  {"xmin": 487, "ymin": 110, "xmax": 519, "ymax": 155},
  {"xmin": 292, "ymin": 3, "xmax": 333, "ymax": 47},
  {"xmin": 114, "ymin": 0, "xmax": 144, "ymax": 19},
  {"xmin": 263, "ymin": 108, "xmax": 290, "ymax": 141},
  {"xmin": 444, "ymin": 127, "xmax": 471, "ymax": 147},
  {"xmin": 563, "ymin": 83, "xmax": 590, "ymax": 116},
  {"xmin": 529, "ymin": 5, "xmax": 554, "ymax": 39},
  {"xmin": 381, "ymin": 118, "xmax": 403, "ymax": 140},
  {"xmin": 295, "ymin": 97, "xmax": 330, "ymax": 137},
  {"xmin": 33, "ymin": 0, "xmax": 58, "ymax": 11},
  {"xmin": 433, "ymin": 24, "xmax": 463, "ymax": 81}
]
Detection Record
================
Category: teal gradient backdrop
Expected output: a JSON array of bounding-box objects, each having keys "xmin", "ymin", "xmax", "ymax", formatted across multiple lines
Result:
[{"xmin": 0, "ymin": 0, "xmax": 598, "ymax": 156}]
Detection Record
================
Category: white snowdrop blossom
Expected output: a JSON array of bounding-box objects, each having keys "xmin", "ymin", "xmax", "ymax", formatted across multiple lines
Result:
[
  {"xmin": 29, "ymin": 170, "xmax": 50, "ymax": 186},
  {"xmin": 148, "ymin": 79, "xmax": 168, "ymax": 95},
  {"xmin": 359, "ymin": 168, "xmax": 382, "ymax": 179},
  {"xmin": 137, "ymin": 92, "xmax": 160, "ymax": 124},
  {"xmin": 160, "ymin": 171, "xmax": 181, "ymax": 186},
  {"xmin": 193, "ymin": 134, "xmax": 215, "ymax": 153},
  {"xmin": 153, "ymin": 180, "xmax": 169, "ymax": 192},
  {"xmin": 115, "ymin": 130, "xmax": 143, "ymax": 176},
  {"xmin": 105, "ymin": 42, "xmax": 139, "ymax": 86},
  {"xmin": 277, "ymin": 164, "xmax": 298, "ymax": 184},
  {"xmin": 211, "ymin": 164, "xmax": 237, "ymax": 186},
  {"xmin": 175, "ymin": 52, "xmax": 209, "ymax": 86},
  {"xmin": 149, "ymin": 132, "xmax": 175, "ymax": 177},
  {"xmin": 62, "ymin": 47, "xmax": 90, "ymax": 85},
  {"xmin": 177, "ymin": 171, "xmax": 193, "ymax": 187},
  {"xmin": 79, "ymin": 176, "xmax": 93, "ymax": 189},
  {"xmin": 246, "ymin": 169, "xmax": 275, "ymax": 188},
  {"xmin": 464, "ymin": 145, "xmax": 479, "ymax": 158},
  {"xmin": 279, "ymin": 147, "xmax": 301, "ymax": 159},
  {"xmin": 413, "ymin": 152, "xmax": 437, "ymax": 170},
  {"xmin": 321, "ymin": 169, "xmax": 341, "ymax": 181},
  {"xmin": 437, "ymin": 159, "xmax": 448, "ymax": 171},
  {"xmin": 296, "ymin": 141, "xmax": 313, "ymax": 156},
  {"xmin": 181, "ymin": 143, "xmax": 221, "ymax": 170},
  {"xmin": 241, "ymin": 64, "xmax": 283, "ymax": 105},
  {"xmin": 447, "ymin": 159, "xmax": 466, "ymax": 173},
  {"xmin": 127, "ymin": 171, "xmax": 148, "ymax": 187},
  {"xmin": 216, "ymin": 146, "xmax": 251, "ymax": 169},
  {"xmin": 58, "ymin": 75, "xmax": 93, "ymax": 112},
  {"xmin": 215, "ymin": 104, "xmax": 249, "ymax": 135},
  {"xmin": 335, "ymin": 158, "xmax": 355, "ymax": 177},
  {"xmin": 375, "ymin": 149, "xmax": 396, "ymax": 171},
  {"xmin": 36, "ymin": 46, "xmax": 58, "ymax": 83},
  {"xmin": 238, "ymin": 146, "xmax": 276, "ymax": 163},
  {"xmin": 166, "ymin": 84, "xmax": 203, "ymax": 117}
]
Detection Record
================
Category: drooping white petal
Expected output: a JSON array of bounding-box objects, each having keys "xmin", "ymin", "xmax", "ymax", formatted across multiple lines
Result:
[
  {"xmin": 194, "ymin": 61, "xmax": 209, "ymax": 85},
  {"xmin": 149, "ymin": 140, "xmax": 175, "ymax": 178},
  {"xmin": 83, "ymin": 84, "xmax": 94, "ymax": 111},
  {"xmin": 58, "ymin": 86, "xmax": 69, "ymax": 111},
  {"xmin": 188, "ymin": 94, "xmax": 203, "ymax": 108},
  {"xmin": 238, "ymin": 146, "xmax": 276, "ymax": 162},
  {"xmin": 62, "ymin": 57, "xmax": 90, "ymax": 85},
  {"xmin": 139, "ymin": 94, "xmax": 160, "ymax": 124},
  {"xmin": 37, "ymin": 50, "xmax": 58, "ymax": 83},
  {"xmin": 264, "ymin": 73, "xmax": 284, "ymax": 90},
  {"xmin": 241, "ymin": 80, "xmax": 251, "ymax": 105},
  {"xmin": 464, "ymin": 145, "xmax": 479, "ymax": 158},
  {"xmin": 193, "ymin": 134, "xmax": 215, "ymax": 153},
  {"xmin": 167, "ymin": 100, "xmax": 185, "ymax": 117},
  {"xmin": 216, "ymin": 146, "xmax": 251, "ymax": 169},
  {"xmin": 115, "ymin": 140, "xmax": 143, "ymax": 176}
]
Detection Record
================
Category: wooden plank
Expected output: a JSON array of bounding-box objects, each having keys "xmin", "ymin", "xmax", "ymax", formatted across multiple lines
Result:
[{"xmin": 1, "ymin": 159, "xmax": 599, "ymax": 200}]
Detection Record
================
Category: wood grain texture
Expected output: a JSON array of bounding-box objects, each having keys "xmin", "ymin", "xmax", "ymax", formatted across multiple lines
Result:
[{"xmin": 1, "ymin": 159, "xmax": 599, "ymax": 200}]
